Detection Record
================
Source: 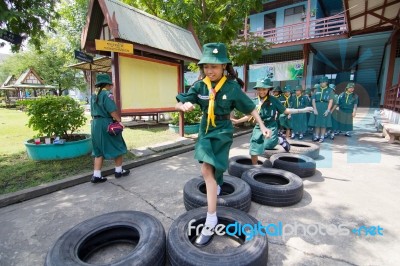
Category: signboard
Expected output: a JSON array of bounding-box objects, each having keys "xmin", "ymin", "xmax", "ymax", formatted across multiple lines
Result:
[
  {"xmin": 95, "ymin": 39, "xmax": 133, "ymax": 54},
  {"xmin": 249, "ymin": 60, "xmax": 304, "ymax": 82},
  {"xmin": 74, "ymin": 50, "xmax": 93, "ymax": 63},
  {"xmin": 0, "ymin": 29, "xmax": 23, "ymax": 45}
]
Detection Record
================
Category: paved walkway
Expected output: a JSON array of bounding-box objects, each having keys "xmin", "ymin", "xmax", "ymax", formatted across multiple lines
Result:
[{"xmin": 0, "ymin": 108, "xmax": 399, "ymax": 265}]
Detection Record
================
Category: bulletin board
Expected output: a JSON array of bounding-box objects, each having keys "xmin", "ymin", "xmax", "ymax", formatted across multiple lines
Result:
[{"xmin": 119, "ymin": 54, "xmax": 181, "ymax": 114}]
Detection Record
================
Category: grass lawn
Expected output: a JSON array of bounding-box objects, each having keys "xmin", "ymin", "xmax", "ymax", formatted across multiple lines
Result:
[{"xmin": 0, "ymin": 108, "xmax": 181, "ymax": 195}]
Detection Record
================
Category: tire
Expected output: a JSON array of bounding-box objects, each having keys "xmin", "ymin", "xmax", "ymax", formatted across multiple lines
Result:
[
  {"xmin": 242, "ymin": 168, "xmax": 303, "ymax": 207},
  {"xmin": 287, "ymin": 140, "xmax": 320, "ymax": 159},
  {"xmin": 184, "ymin": 175, "xmax": 252, "ymax": 212},
  {"xmin": 270, "ymin": 153, "xmax": 316, "ymax": 178},
  {"xmin": 167, "ymin": 206, "xmax": 268, "ymax": 266},
  {"xmin": 263, "ymin": 145, "xmax": 286, "ymax": 158},
  {"xmin": 228, "ymin": 155, "xmax": 272, "ymax": 178},
  {"xmin": 45, "ymin": 211, "xmax": 166, "ymax": 266}
]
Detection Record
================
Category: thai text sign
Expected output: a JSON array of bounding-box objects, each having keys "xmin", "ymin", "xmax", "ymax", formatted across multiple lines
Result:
[{"xmin": 95, "ymin": 39, "xmax": 133, "ymax": 54}]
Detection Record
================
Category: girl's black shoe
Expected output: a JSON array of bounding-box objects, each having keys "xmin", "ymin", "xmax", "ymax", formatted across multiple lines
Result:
[
  {"xmin": 115, "ymin": 169, "xmax": 130, "ymax": 178},
  {"xmin": 91, "ymin": 176, "xmax": 107, "ymax": 183}
]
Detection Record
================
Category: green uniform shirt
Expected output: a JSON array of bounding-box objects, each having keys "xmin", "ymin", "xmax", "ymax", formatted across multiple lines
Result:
[
  {"xmin": 176, "ymin": 79, "xmax": 255, "ymax": 185},
  {"xmin": 338, "ymin": 92, "xmax": 358, "ymax": 111}
]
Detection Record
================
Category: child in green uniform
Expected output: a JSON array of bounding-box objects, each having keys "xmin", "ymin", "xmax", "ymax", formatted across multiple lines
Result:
[
  {"xmin": 231, "ymin": 79, "xmax": 313, "ymax": 165},
  {"xmin": 308, "ymin": 77, "xmax": 334, "ymax": 143},
  {"xmin": 328, "ymin": 84, "xmax": 339, "ymax": 140},
  {"xmin": 175, "ymin": 43, "xmax": 271, "ymax": 247},
  {"xmin": 337, "ymin": 82, "xmax": 358, "ymax": 136},
  {"xmin": 90, "ymin": 74, "xmax": 130, "ymax": 183},
  {"xmin": 290, "ymin": 85, "xmax": 310, "ymax": 139},
  {"xmin": 279, "ymin": 85, "xmax": 292, "ymax": 138}
]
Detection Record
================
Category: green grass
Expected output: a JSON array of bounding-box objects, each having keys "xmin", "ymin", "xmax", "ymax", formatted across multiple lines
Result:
[{"xmin": 0, "ymin": 108, "xmax": 180, "ymax": 195}]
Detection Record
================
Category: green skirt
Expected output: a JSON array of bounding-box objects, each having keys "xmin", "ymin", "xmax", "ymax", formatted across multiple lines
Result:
[
  {"xmin": 250, "ymin": 121, "xmax": 279, "ymax": 155},
  {"xmin": 338, "ymin": 109, "xmax": 353, "ymax": 131},
  {"xmin": 195, "ymin": 119, "xmax": 233, "ymax": 185},
  {"xmin": 279, "ymin": 114, "xmax": 292, "ymax": 129},
  {"xmin": 291, "ymin": 112, "xmax": 308, "ymax": 133},
  {"xmin": 308, "ymin": 102, "xmax": 332, "ymax": 128}
]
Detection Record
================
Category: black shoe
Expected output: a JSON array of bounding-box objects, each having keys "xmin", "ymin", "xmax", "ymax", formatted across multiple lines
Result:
[
  {"xmin": 280, "ymin": 137, "xmax": 291, "ymax": 152},
  {"xmin": 91, "ymin": 176, "xmax": 107, "ymax": 183},
  {"xmin": 194, "ymin": 225, "xmax": 215, "ymax": 247},
  {"xmin": 115, "ymin": 169, "xmax": 130, "ymax": 178}
]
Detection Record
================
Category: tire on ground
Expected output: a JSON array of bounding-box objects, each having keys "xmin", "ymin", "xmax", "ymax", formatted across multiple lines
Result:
[
  {"xmin": 228, "ymin": 155, "xmax": 272, "ymax": 178},
  {"xmin": 184, "ymin": 175, "xmax": 252, "ymax": 212},
  {"xmin": 287, "ymin": 140, "xmax": 320, "ymax": 159},
  {"xmin": 270, "ymin": 153, "xmax": 316, "ymax": 178},
  {"xmin": 242, "ymin": 168, "xmax": 303, "ymax": 207},
  {"xmin": 167, "ymin": 206, "xmax": 268, "ymax": 266},
  {"xmin": 263, "ymin": 145, "xmax": 286, "ymax": 158},
  {"xmin": 45, "ymin": 211, "xmax": 165, "ymax": 266}
]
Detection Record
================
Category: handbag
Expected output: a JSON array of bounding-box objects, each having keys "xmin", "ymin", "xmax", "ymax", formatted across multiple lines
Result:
[{"xmin": 107, "ymin": 122, "xmax": 124, "ymax": 136}]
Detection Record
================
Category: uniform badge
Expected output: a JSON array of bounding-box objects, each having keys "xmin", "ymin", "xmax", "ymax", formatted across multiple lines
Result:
[
  {"xmin": 222, "ymin": 94, "xmax": 227, "ymax": 100},
  {"xmin": 213, "ymin": 48, "xmax": 218, "ymax": 54},
  {"xmin": 108, "ymin": 93, "xmax": 114, "ymax": 100}
]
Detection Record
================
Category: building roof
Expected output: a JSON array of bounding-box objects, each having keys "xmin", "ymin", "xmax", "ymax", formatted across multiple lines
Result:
[
  {"xmin": 82, "ymin": 0, "xmax": 202, "ymax": 62},
  {"xmin": 69, "ymin": 56, "xmax": 112, "ymax": 72},
  {"xmin": 2, "ymin": 68, "xmax": 56, "ymax": 90}
]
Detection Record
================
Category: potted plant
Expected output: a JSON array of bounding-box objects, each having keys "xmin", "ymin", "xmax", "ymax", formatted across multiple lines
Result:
[
  {"xmin": 168, "ymin": 104, "xmax": 203, "ymax": 134},
  {"xmin": 21, "ymin": 96, "xmax": 92, "ymax": 160}
]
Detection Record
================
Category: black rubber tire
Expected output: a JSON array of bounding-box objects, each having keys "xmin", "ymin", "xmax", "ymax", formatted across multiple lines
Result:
[
  {"xmin": 242, "ymin": 168, "xmax": 303, "ymax": 207},
  {"xmin": 228, "ymin": 155, "xmax": 272, "ymax": 178},
  {"xmin": 183, "ymin": 175, "xmax": 252, "ymax": 212},
  {"xmin": 287, "ymin": 140, "xmax": 320, "ymax": 159},
  {"xmin": 167, "ymin": 206, "xmax": 268, "ymax": 266},
  {"xmin": 263, "ymin": 145, "xmax": 286, "ymax": 158},
  {"xmin": 270, "ymin": 153, "xmax": 316, "ymax": 178},
  {"xmin": 45, "ymin": 211, "xmax": 165, "ymax": 266}
]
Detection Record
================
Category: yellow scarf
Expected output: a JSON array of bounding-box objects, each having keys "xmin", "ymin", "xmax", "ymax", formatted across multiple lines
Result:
[
  {"xmin": 345, "ymin": 91, "xmax": 353, "ymax": 104},
  {"xmin": 284, "ymin": 95, "xmax": 290, "ymax": 107},
  {"xmin": 320, "ymin": 86, "xmax": 327, "ymax": 101},
  {"xmin": 249, "ymin": 95, "xmax": 268, "ymax": 123},
  {"xmin": 203, "ymin": 76, "xmax": 227, "ymax": 133},
  {"xmin": 296, "ymin": 95, "xmax": 301, "ymax": 108}
]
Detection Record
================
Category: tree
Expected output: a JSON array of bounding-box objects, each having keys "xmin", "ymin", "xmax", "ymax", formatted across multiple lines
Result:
[
  {"xmin": 122, "ymin": 0, "xmax": 269, "ymax": 66},
  {"xmin": 0, "ymin": 0, "xmax": 59, "ymax": 52}
]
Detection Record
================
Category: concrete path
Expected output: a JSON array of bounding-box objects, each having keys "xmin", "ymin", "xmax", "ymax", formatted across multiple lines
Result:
[{"xmin": 0, "ymin": 108, "xmax": 399, "ymax": 265}]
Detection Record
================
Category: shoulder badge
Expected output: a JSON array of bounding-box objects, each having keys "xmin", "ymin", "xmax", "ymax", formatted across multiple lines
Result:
[{"xmin": 108, "ymin": 93, "xmax": 114, "ymax": 100}]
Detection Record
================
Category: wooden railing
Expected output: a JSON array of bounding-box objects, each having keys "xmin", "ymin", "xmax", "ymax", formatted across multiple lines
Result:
[
  {"xmin": 384, "ymin": 82, "xmax": 400, "ymax": 111},
  {"xmin": 250, "ymin": 13, "xmax": 347, "ymax": 44}
]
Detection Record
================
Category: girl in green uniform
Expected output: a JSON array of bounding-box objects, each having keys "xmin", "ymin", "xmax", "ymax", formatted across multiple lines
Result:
[
  {"xmin": 328, "ymin": 84, "xmax": 339, "ymax": 140},
  {"xmin": 231, "ymin": 79, "xmax": 313, "ymax": 165},
  {"xmin": 290, "ymin": 85, "xmax": 310, "ymax": 139},
  {"xmin": 175, "ymin": 43, "xmax": 271, "ymax": 247},
  {"xmin": 279, "ymin": 85, "xmax": 293, "ymax": 138},
  {"xmin": 90, "ymin": 74, "xmax": 130, "ymax": 183},
  {"xmin": 308, "ymin": 77, "xmax": 334, "ymax": 143},
  {"xmin": 337, "ymin": 82, "xmax": 358, "ymax": 136}
]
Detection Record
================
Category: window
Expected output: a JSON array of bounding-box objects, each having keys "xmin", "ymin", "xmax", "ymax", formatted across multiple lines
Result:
[
  {"xmin": 284, "ymin": 5, "xmax": 305, "ymax": 25},
  {"xmin": 264, "ymin": 13, "xmax": 276, "ymax": 29}
]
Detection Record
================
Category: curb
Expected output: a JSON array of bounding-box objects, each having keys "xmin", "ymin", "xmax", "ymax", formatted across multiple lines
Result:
[{"xmin": 0, "ymin": 129, "xmax": 252, "ymax": 208}]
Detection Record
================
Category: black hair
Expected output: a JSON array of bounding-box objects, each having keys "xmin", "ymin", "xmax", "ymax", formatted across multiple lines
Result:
[
  {"xmin": 199, "ymin": 64, "xmax": 244, "ymax": 88},
  {"xmin": 94, "ymin": 83, "xmax": 108, "ymax": 103}
]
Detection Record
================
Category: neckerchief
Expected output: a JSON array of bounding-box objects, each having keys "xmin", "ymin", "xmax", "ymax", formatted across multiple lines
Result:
[
  {"xmin": 345, "ymin": 91, "xmax": 353, "ymax": 104},
  {"xmin": 203, "ymin": 75, "xmax": 227, "ymax": 133},
  {"xmin": 320, "ymin": 86, "xmax": 327, "ymax": 101},
  {"xmin": 296, "ymin": 95, "xmax": 301, "ymax": 108},
  {"xmin": 284, "ymin": 95, "xmax": 290, "ymax": 107},
  {"xmin": 257, "ymin": 95, "xmax": 268, "ymax": 113}
]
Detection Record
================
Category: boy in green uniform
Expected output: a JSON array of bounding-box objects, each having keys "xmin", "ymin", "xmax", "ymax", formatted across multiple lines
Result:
[
  {"xmin": 337, "ymin": 82, "xmax": 358, "ymax": 136},
  {"xmin": 308, "ymin": 77, "xmax": 334, "ymax": 143},
  {"xmin": 175, "ymin": 43, "xmax": 271, "ymax": 247},
  {"xmin": 290, "ymin": 85, "xmax": 310, "ymax": 139},
  {"xmin": 232, "ymin": 79, "xmax": 313, "ymax": 165},
  {"xmin": 90, "ymin": 74, "xmax": 130, "ymax": 183}
]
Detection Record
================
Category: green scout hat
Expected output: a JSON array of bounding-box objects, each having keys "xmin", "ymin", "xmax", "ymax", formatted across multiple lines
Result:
[
  {"xmin": 198, "ymin": 43, "xmax": 231, "ymax": 65},
  {"xmin": 253, "ymin": 78, "xmax": 273, "ymax": 90},
  {"xmin": 295, "ymin": 85, "xmax": 302, "ymax": 91},
  {"xmin": 313, "ymin": 84, "xmax": 320, "ymax": 89},
  {"xmin": 272, "ymin": 85, "xmax": 281, "ymax": 92},
  {"xmin": 346, "ymin": 82, "xmax": 355, "ymax": 89},
  {"xmin": 320, "ymin": 76, "xmax": 329, "ymax": 83},
  {"xmin": 305, "ymin": 88, "xmax": 311, "ymax": 94},
  {"xmin": 95, "ymin": 73, "xmax": 113, "ymax": 86},
  {"xmin": 283, "ymin": 85, "xmax": 291, "ymax": 93}
]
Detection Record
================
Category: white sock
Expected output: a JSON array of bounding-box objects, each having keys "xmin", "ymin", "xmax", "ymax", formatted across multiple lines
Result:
[
  {"xmin": 204, "ymin": 212, "xmax": 218, "ymax": 228},
  {"xmin": 279, "ymin": 137, "xmax": 287, "ymax": 147},
  {"xmin": 278, "ymin": 137, "xmax": 284, "ymax": 144},
  {"xmin": 217, "ymin": 185, "xmax": 221, "ymax": 196},
  {"xmin": 93, "ymin": 170, "xmax": 101, "ymax": 177},
  {"xmin": 115, "ymin": 166, "xmax": 122, "ymax": 173}
]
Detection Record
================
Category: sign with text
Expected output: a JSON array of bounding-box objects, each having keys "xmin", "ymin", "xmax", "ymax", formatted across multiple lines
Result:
[
  {"xmin": 74, "ymin": 50, "xmax": 93, "ymax": 63},
  {"xmin": 95, "ymin": 39, "xmax": 133, "ymax": 54},
  {"xmin": 0, "ymin": 29, "xmax": 23, "ymax": 45}
]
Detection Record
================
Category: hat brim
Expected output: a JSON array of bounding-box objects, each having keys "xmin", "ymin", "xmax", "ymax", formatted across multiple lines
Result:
[
  {"xmin": 253, "ymin": 85, "xmax": 273, "ymax": 90},
  {"xmin": 198, "ymin": 57, "xmax": 231, "ymax": 65},
  {"xmin": 95, "ymin": 81, "xmax": 113, "ymax": 86}
]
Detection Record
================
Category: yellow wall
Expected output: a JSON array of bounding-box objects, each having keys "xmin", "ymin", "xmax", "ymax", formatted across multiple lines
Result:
[{"xmin": 119, "ymin": 55, "xmax": 179, "ymax": 110}]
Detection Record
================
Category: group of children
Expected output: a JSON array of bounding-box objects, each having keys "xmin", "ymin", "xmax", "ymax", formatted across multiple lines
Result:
[{"xmin": 272, "ymin": 77, "xmax": 359, "ymax": 143}]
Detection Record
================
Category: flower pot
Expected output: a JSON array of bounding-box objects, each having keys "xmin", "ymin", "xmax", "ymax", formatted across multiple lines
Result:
[
  {"xmin": 25, "ymin": 134, "xmax": 92, "ymax": 161},
  {"xmin": 168, "ymin": 124, "xmax": 200, "ymax": 135}
]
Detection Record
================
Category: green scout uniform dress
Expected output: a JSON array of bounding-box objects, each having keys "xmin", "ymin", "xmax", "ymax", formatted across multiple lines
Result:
[
  {"xmin": 176, "ymin": 79, "xmax": 255, "ymax": 185},
  {"xmin": 278, "ymin": 94, "xmax": 292, "ymax": 129},
  {"xmin": 337, "ymin": 91, "xmax": 358, "ymax": 131},
  {"xmin": 308, "ymin": 86, "xmax": 334, "ymax": 128},
  {"xmin": 290, "ymin": 94, "xmax": 309, "ymax": 133},
  {"xmin": 273, "ymin": 94, "xmax": 283, "ymax": 128},
  {"xmin": 330, "ymin": 93, "xmax": 339, "ymax": 132},
  {"xmin": 91, "ymin": 89, "xmax": 127, "ymax": 159},
  {"xmin": 250, "ymin": 96, "xmax": 286, "ymax": 155}
]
